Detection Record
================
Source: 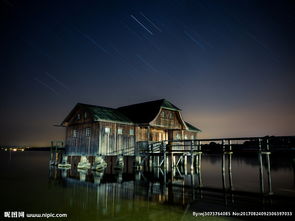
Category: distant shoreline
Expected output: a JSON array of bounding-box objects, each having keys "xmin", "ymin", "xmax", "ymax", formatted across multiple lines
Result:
[{"xmin": 0, "ymin": 147, "xmax": 51, "ymax": 151}]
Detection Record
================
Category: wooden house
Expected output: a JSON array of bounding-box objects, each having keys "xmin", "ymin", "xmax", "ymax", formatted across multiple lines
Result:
[{"xmin": 61, "ymin": 99, "xmax": 201, "ymax": 157}]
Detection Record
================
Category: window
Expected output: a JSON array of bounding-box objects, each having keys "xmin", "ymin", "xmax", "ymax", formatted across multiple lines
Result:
[
  {"xmin": 117, "ymin": 128, "xmax": 123, "ymax": 135},
  {"xmin": 77, "ymin": 114, "xmax": 80, "ymax": 120},
  {"xmin": 191, "ymin": 135, "xmax": 194, "ymax": 140},
  {"xmin": 129, "ymin": 129, "xmax": 134, "ymax": 136},
  {"xmin": 161, "ymin": 111, "xmax": 165, "ymax": 118},
  {"xmin": 184, "ymin": 135, "xmax": 188, "ymax": 140},
  {"xmin": 73, "ymin": 129, "xmax": 78, "ymax": 138},
  {"xmin": 84, "ymin": 112, "xmax": 88, "ymax": 119},
  {"xmin": 105, "ymin": 127, "xmax": 110, "ymax": 134},
  {"xmin": 176, "ymin": 133, "xmax": 181, "ymax": 140},
  {"xmin": 86, "ymin": 128, "xmax": 91, "ymax": 137}
]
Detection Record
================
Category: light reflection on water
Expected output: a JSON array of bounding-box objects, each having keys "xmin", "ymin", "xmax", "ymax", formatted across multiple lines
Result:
[{"xmin": 0, "ymin": 151, "xmax": 295, "ymax": 220}]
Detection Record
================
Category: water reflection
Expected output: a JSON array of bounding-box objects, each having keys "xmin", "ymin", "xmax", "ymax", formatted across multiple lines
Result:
[
  {"xmin": 1, "ymin": 151, "xmax": 295, "ymax": 220},
  {"xmin": 48, "ymin": 152, "xmax": 295, "ymax": 215}
]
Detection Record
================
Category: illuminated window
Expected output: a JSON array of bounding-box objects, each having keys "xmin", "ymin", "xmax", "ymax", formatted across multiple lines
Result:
[
  {"xmin": 105, "ymin": 127, "xmax": 110, "ymax": 134},
  {"xmin": 77, "ymin": 114, "xmax": 80, "ymax": 120},
  {"xmin": 86, "ymin": 128, "xmax": 91, "ymax": 137},
  {"xmin": 117, "ymin": 128, "xmax": 123, "ymax": 135},
  {"xmin": 73, "ymin": 129, "xmax": 78, "ymax": 138},
  {"xmin": 191, "ymin": 135, "xmax": 194, "ymax": 140},
  {"xmin": 176, "ymin": 133, "xmax": 181, "ymax": 140},
  {"xmin": 84, "ymin": 112, "xmax": 88, "ymax": 119},
  {"xmin": 161, "ymin": 111, "xmax": 165, "ymax": 118},
  {"xmin": 129, "ymin": 129, "xmax": 134, "ymax": 136},
  {"xmin": 184, "ymin": 135, "xmax": 188, "ymax": 140}
]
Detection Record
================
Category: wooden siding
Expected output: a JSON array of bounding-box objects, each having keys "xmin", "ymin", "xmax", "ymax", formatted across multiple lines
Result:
[
  {"xmin": 65, "ymin": 122, "xmax": 99, "ymax": 156},
  {"xmin": 63, "ymin": 105, "xmax": 199, "ymax": 156},
  {"xmin": 172, "ymin": 130, "xmax": 198, "ymax": 140},
  {"xmin": 135, "ymin": 127, "xmax": 148, "ymax": 142},
  {"xmin": 67, "ymin": 107, "xmax": 93, "ymax": 126},
  {"xmin": 99, "ymin": 122, "xmax": 135, "ymax": 155},
  {"xmin": 150, "ymin": 109, "xmax": 184, "ymax": 129},
  {"xmin": 150, "ymin": 128, "xmax": 167, "ymax": 142}
]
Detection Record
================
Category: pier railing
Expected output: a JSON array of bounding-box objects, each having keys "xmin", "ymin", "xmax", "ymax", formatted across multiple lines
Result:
[
  {"xmin": 143, "ymin": 136, "xmax": 295, "ymax": 155},
  {"xmin": 51, "ymin": 136, "xmax": 294, "ymax": 159},
  {"xmin": 132, "ymin": 136, "xmax": 295, "ymax": 172}
]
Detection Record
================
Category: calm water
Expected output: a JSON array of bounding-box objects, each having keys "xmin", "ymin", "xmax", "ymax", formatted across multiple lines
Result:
[{"xmin": 0, "ymin": 151, "xmax": 295, "ymax": 220}]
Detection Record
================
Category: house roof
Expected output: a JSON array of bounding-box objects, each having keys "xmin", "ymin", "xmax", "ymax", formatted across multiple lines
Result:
[
  {"xmin": 185, "ymin": 121, "xmax": 202, "ymax": 132},
  {"xmin": 62, "ymin": 103, "xmax": 133, "ymax": 125},
  {"xmin": 62, "ymin": 99, "xmax": 201, "ymax": 132},
  {"xmin": 117, "ymin": 99, "xmax": 180, "ymax": 124},
  {"xmin": 85, "ymin": 104, "xmax": 133, "ymax": 123}
]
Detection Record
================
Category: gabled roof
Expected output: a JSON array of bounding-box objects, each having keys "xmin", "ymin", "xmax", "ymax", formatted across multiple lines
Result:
[
  {"xmin": 62, "ymin": 103, "xmax": 133, "ymax": 125},
  {"xmin": 185, "ymin": 121, "xmax": 202, "ymax": 132},
  {"xmin": 85, "ymin": 104, "xmax": 133, "ymax": 123},
  {"xmin": 117, "ymin": 99, "xmax": 180, "ymax": 124},
  {"xmin": 62, "ymin": 99, "xmax": 201, "ymax": 132}
]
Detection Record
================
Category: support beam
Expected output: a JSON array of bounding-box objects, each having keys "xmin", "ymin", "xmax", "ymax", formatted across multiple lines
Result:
[
  {"xmin": 259, "ymin": 153, "xmax": 265, "ymax": 194},
  {"xmin": 266, "ymin": 154, "xmax": 273, "ymax": 195},
  {"xmin": 222, "ymin": 153, "xmax": 226, "ymax": 190},
  {"xmin": 228, "ymin": 154, "xmax": 233, "ymax": 191}
]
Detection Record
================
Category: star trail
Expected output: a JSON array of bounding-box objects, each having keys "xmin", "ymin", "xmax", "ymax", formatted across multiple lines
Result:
[{"xmin": 0, "ymin": 0, "xmax": 294, "ymax": 146}]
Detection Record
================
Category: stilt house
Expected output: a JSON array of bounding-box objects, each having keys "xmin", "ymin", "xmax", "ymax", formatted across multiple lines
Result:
[{"xmin": 61, "ymin": 99, "xmax": 201, "ymax": 156}]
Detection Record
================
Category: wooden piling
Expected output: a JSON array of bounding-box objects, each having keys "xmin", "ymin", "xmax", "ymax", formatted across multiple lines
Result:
[
  {"xmin": 266, "ymin": 154, "xmax": 273, "ymax": 195},
  {"xmin": 258, "ymin": 153, "xmax": 265, "ymax": 193},
  {"xmin": 222, "ymin": 153, "xmax": 226, "ymax": 190}
]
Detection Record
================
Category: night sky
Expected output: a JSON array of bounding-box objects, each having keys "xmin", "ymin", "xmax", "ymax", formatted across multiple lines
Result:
[{"xmin": 1, "ymin": 0, "xmax": 295, "ymax": 146}]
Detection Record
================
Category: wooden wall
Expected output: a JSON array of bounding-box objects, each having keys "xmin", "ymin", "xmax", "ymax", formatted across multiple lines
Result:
[
  {"xmin": 65, "ymin": 122, "xmax": 99, "ymax": 155},
  {"xmin": 98, "ymin": 122, "xmax": 135, "ymax": 156},
  {"xmin": 151, "ymin": 109, "xmax": 184, "ymax": 129},
  {"xmin": 135, "ymin": 127, "xmax": 148, "ymax": 142},
  {"xmin": 64, "ymin": 106, "xmax": 198, "ymax": 156},
  {"xmin": 65, "ymin": 106, "xmax": 100, "ymax": 155},
  {"xmin": 150, "ymin": 128, "xmax": 167, "ymax": 141}
]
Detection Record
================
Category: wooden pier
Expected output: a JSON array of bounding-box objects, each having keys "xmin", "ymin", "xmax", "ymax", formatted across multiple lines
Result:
[
  {"xmin": 134, "ymin": 136, "xmax": 294, "ymax": 172},
  {"xmin": 50, "ymin": 136, "xmax": 295, "ymax": 168},
  {"xmin": 51, "ymin": 136, "xmax": 294, "ymax": 194}
]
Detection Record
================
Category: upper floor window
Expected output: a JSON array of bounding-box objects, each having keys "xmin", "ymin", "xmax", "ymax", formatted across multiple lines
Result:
[
  {"xmin": 73, "ymin": 129, "xmax": 78, "ymax": 138},
  {"xmin": 184, "ymin": 135, "xmax": 188, "ymax": 140},
  {"xmin": 77, "ymin": 114, "xmax": 80, "ymax": 120},
  {"xmin": 84, "ymin": 112, "xmax": 88, "ymax": 119},
  {"xmin": 176, "ymin": 133, "xmax": 181, "ymax": 140},
  {"xmin": 105, "ymin": 127, "xmax": 110, "ymax": 134},
  {"xmin": 129, "ymin": 129, "xmax": 134, "ymax": 136},
  {"xmin": 117, "ymin": 128, "xmax": 123, "ymax": 135},
  {"xmin": 86, "ymin": 128, "xmax": 91, "ymax": 137},
  {"xmin": 161, "ymin": 111, "xmax": 165, "ymax": 118}
]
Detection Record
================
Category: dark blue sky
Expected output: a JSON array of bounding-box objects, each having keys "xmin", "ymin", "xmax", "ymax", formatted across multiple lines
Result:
[{"xmin": 1, "ymin": 0, "xmax": 294, "ymax": 146}]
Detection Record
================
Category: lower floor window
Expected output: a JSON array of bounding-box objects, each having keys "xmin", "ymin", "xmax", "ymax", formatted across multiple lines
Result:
[
  {"xmin": 86, "ymin": 128, "xmax": 91, "ymax": 136},
  {"xmin": 73, "ymin": 129, "xmax": 77, "ymax": 138}
]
